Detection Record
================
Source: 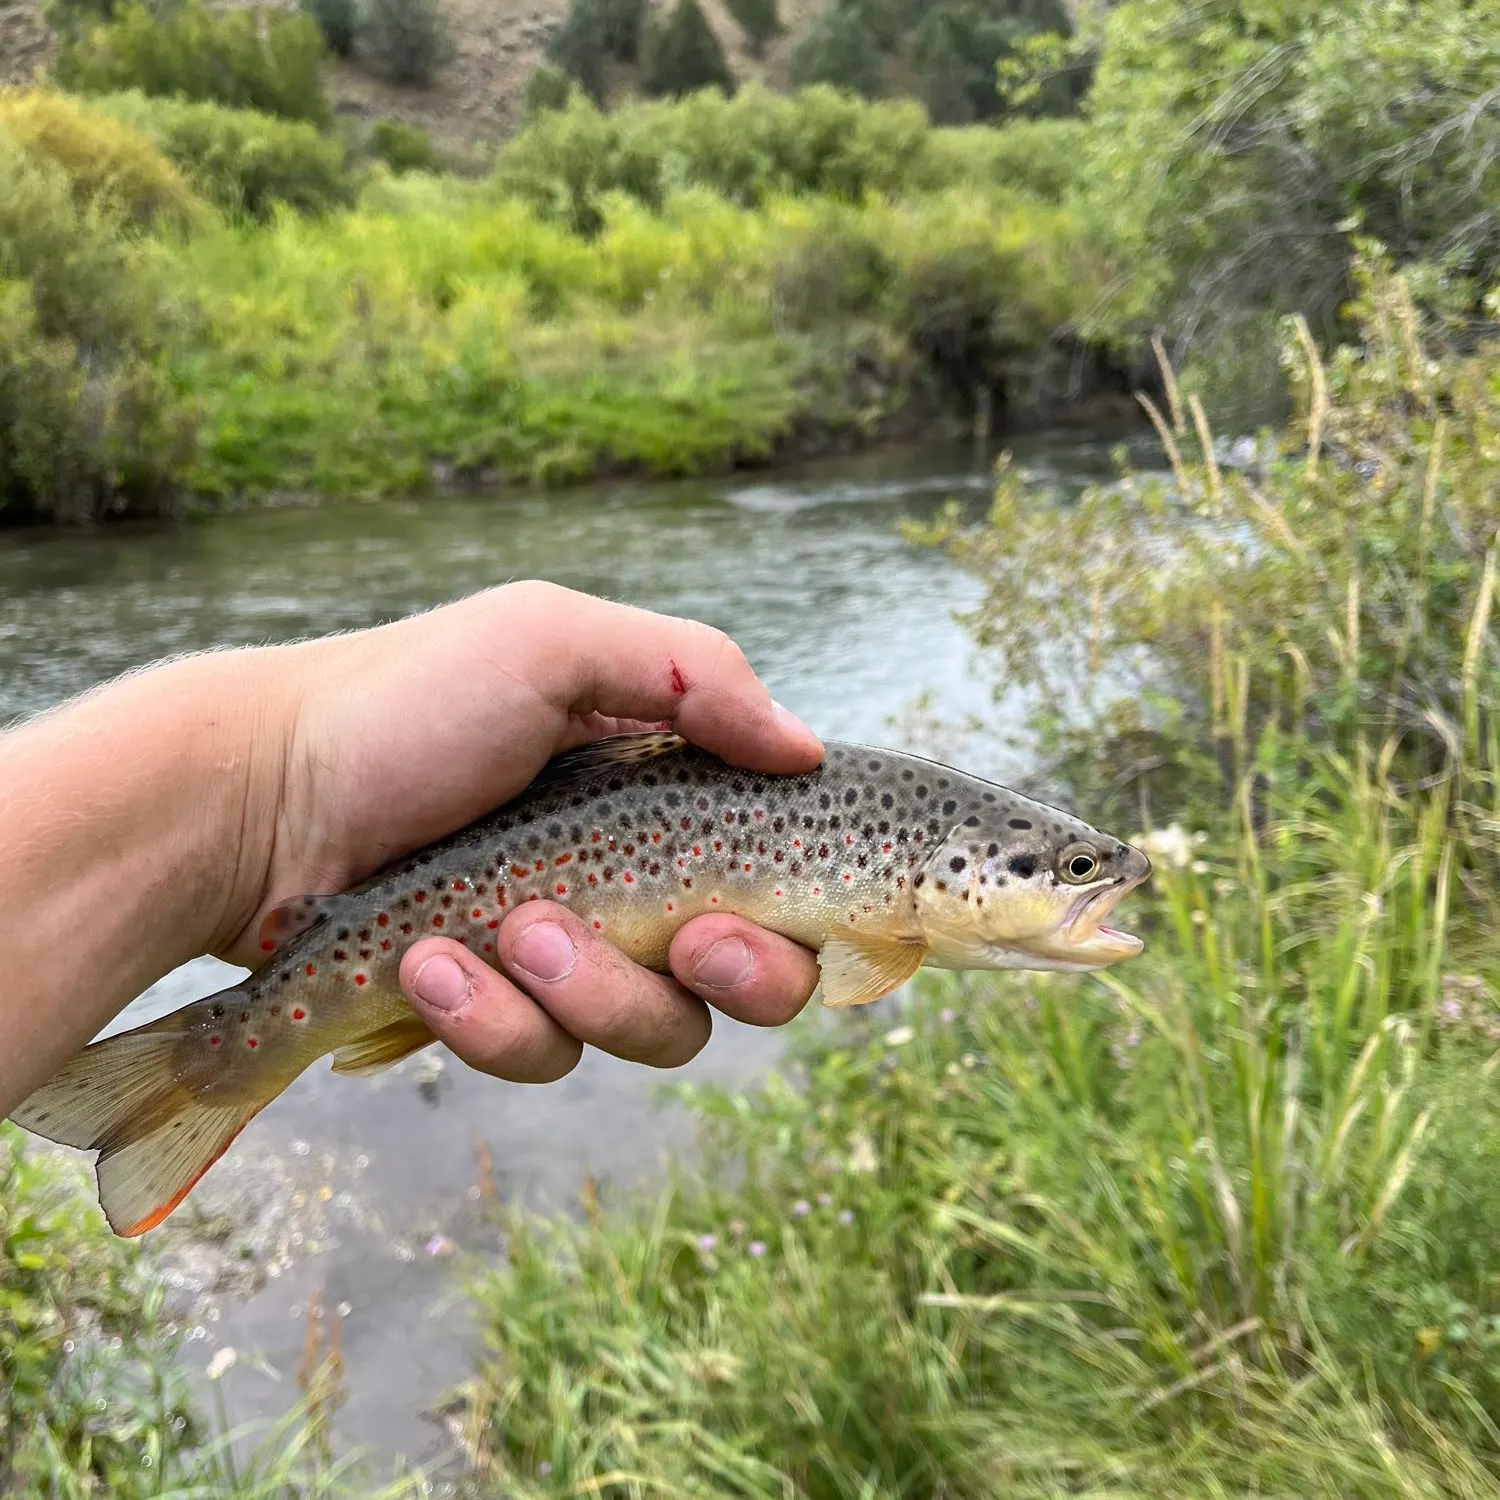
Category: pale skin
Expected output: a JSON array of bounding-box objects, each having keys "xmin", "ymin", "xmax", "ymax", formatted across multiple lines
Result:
[{"xmin": 0, "ymin": 582, "xmax": 827, "ymax": 1120}]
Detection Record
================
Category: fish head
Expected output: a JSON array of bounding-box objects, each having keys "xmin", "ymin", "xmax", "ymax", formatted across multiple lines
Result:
[{"xmin": 913, "ymin": 797, "xmax": 1151, "ymax": 973}]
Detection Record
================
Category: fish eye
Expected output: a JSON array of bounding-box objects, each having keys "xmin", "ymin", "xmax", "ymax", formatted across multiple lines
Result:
[{"xmin": 1058, "ymin": 843, "xmax": 1100, "ymax": 884}]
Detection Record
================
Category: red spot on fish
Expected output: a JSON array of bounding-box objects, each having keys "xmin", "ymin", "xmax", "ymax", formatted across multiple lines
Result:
[
  {"xmin": 843, "ymin": 873, "xmax": 853, "ymax": 882},
  {"xmin": 593, "ymin": 920, "xmax": 603, "ymax": 930},
  {"xmin": 528, "ymin": 892, "xmax": 539, "ymax": 901},
  {"xmin": 587, "ymin": 873, "xmax": 598, "ymax": 885},
  {"xmin": 680, "ymin": 817, "xmax": 692, "ymax": 830},
  {"xmin": 755, "ymin": 810, "xmax": 765, "ymax": 821},
  {"xmin": 306, "ymin": 963, "xmax": 317, "ymax": 977},
  {"xmin": 713, "ymin": 841, "xmax": 723, "ymax": 852},
  {"xmin": 623, "ymin": 872, "xmax": 634, "ymax": 884},
  {"xmin": 592, "ymin": 831, "xmax": 602, "ymax": 843},
  {"xmin": 534, "ymin": 859, "xmax": 545, "ymax": 872},
  {"xmin": 669, "ymin": 660, "xmax": 686, "ymax": 695},
  {"xmin": 812, "ymin": 887, "xmax": 821, "ymax": 896},
  {"xmin": 555, "ymin": 854, "xmax": 571, "ymax": 866},
  {"xmin": 487, "ymin": 919, "xmax": 499, "ymax": 929},
  {"xmin": 883, "ymin": 842, "xmax": 893, "ymax": 853},
  {"xmin": 355, "ymin": 974, "xmax": 368, "ymax": 987},
  {"xmin": 710, "ymin": 895, "xmax": 719, "ymax": 904},
  {"xmin": 744, "ymin": 863, "xmax": 753, "ymax": 872},
  {"xmin": 432, "ymin": 914, "xmax": 445, "ymax": 928},
  {"xmin": 261, "ymin": 939, "xmax": 276, "ymax": 952},
  {"xmin": 400, "ymin": 922, "xmax": 413, "ymax": 934},
  {"xmin": 652, "ymin": 832, "xmax": 662, "ymax": 844},
  {"xmin": 793, "ymin": 839, "xmax": 802, "ymax": 849},
  {"xmin": 414, "ymin": 891, "xmax": 426, "ymax": 904},
  {"xmin": 845, "ymin": 834, "xmax": 856, "ymax": 846},
  {"xmin": 454, "ymin": 880, "xmax": 467, "ymax": 891},
  {"xmin": 512, "ymin": 864, "xmax": 530, "ymax": 879},
  {"xmin": 473, "ymin": 908, "xmax": 484, "ymax": 919},
  {"xmin": 692, "ymin": 845, "xmax": 701, "ymax": 857},
  {"xmin": 247, "ymin": 1037, "xmax": 259, "ymax": 1049},
  {"xmin": 209, "ymin": 1035, "xmax": 221, "ymax": 1046},
  {"xmin": 556, "ymin": 883, "xmax": 567, "ymax": 895},
  {"xmin": 666, "ymin": 902, "xmax": 675, "ymax": 912},
  {"xmin": 381, "ymin": 939, "xmax": 393, "ymax": 951},
  {"xmin": 483, "ymin": 941, "xmax": 493, "ymax": 952},
  {"xmin": 377, "ymin": 913, "xmax": 389, "ymax": 927},
  {"xmin": 293, "ymin": 1008, "xmax": 306, "ymax": 1021},
  {"xmin": 775, "ymin": 888, "xmax": 784, "ymax": 898}
]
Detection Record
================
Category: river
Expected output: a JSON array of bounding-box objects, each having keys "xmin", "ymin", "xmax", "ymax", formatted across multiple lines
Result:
[{"xmin": 0, "ymin": 429, "xmax": 1146, "ymax": 1482}]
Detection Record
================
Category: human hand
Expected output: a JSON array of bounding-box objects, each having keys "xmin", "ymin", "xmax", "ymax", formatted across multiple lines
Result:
[{"xmin": 227, "ymin": 582, "xmax": 827, "ymax": 1080}]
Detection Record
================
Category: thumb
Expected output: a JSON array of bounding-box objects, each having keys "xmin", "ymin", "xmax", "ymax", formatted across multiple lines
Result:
[{"xmin": 398, "ymin": 937, "xmax": 582, "ymax": 1083}]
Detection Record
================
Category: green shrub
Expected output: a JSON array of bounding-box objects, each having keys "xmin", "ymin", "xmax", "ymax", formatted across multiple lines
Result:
[
  {"xmin": 644, "ymin": 0, "xmax": 735, "ymax": 99},
  {"xmin": 912, "ymin": 0, "xmax": 1075, "ymax": 124},
  {"xmin": 358, "ymin": 0, "xmax": 453, "ymax": 85},
  {"xmin": 0, "ymin": 87, "xmax": 207, "ymax": 231},
  {"xmin": 524, "ymin": 63, "xmax": 575, "ymax": 117},
  {"xmin": 0, "ymin": 135, "xmax": 194, "ymax": 522},
  {"xmin": 788, "ymin": 8, "xmax": 883, "ymax": 98},
  {"xmin": 56, "ymin": 1, "xmax": 331, "ymax": 124},
  {"xmin": 40, "ymin": 0, "xmax": 117, "ymax": 36},
  {"xmin": 368, "ymin": 117, "xmax": 436, "ymax": 174},
  {"xmin": 94, "ymin": 91, "xmax": 355, "ymax": 219},
  {"xmin": 301, "ymin": 0, "xmax": 357, "ymax": 57},
  {"xmin": 546, "ymin": 0, "xmax": 647, "ymax": 99},
  {"xmin": 723, "ymin": 0, "xmax": 780, "ymax": 55}
]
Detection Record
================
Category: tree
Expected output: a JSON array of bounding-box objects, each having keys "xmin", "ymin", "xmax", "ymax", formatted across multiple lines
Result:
[
  {"xmin": 644, "ymin": 0, "xmax": 735, "ymax": 99},
  {"xmin": 788, "ymin": 7, "xmax": 881, "ymax": 98}
]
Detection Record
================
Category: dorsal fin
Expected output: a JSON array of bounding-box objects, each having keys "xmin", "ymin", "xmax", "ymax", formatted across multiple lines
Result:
[{"xmin": 527, "ymin": 731, "xmax": 690, "ymax": 793}]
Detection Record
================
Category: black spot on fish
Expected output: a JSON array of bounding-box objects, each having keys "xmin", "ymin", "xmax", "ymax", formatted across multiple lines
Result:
[
  {"xmin": 963, "ymin": 815, "xmax": 981, "ymax": 828},
  {"xmin": 942, "ymin": 799, "xmax": 957, "ymax": 815},
  {"xmin": 949, "ymin": 856, "xmax": 966, "ymax": 872},
  {"xmin": 881, "ymin": 793, "xmax": 895, "ymax": 810},
  {"xmin": 819, "ymin": 793, "xmax": 831, "ymax": 810},
  {"xmin": 843, "ymin": 788, "xmax": 858, "ymax": 806},
  {"xmin": 1008, "ymin": 854, "xmax": 1037, "ymax": 879},
  {"xmin": 914, "ymin": 873, "xmax": 926, "ymax": 889}
]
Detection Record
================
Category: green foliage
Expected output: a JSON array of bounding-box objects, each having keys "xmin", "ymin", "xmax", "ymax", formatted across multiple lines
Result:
[
  {"xmin": 56, "ymin": 1, "xmax": 331, "ymax": 125},
  {"xmin": 301, "ymin": 0, "xmax": 358, "ymax": 58},
  {"xmin": 546, "ymin": 0, "xmax": 647, "ymax": 98},
  {"xmin": 0, "ymin": 87, "xmax": 208, "ymax": 231},
  {"xmin": 723, "ymin": 0, "xmax": 780, "ymax": 56},
  {"xmin": 912, "ymin": 0, "xmax": 1076, "ymax": 124},
  {"xmin": 368, "ymin": 118, "xmax": 436, "ymax": 175},
  {"xmin": 524, "ymin": 64, "xmax": 575, "ymax": 118},
  {"xmin": 788, "ymin": 7, "xmax": 883, "ymax": 98},
  {"xmin": 0, "ymin": 1128, "xmax": 198, "ymax": 1493},
  {"xmin": 1081, "ymin": 0, "xmax": 1500, "ymax": 402},
  {"xmin": 493, "ymin": 87, "xmax": 945, "ymax": 229},
  {"xmin": 643, "ymin": 0, "xmax": 735, "ymax": 100},
  {"xmin": 0, "ymin": 130, "xmax": 194, "ymax": 523},
  {"xmin": 41, "ymin": 0, "xmax": 117, "ymax": 38},
  {"xmin": 358, "ymin": 0, "xmax": 453, "ymax": 85},
  {"xmin": 95, "ymin": 91, "xmax": 354, "ymax": 219}
]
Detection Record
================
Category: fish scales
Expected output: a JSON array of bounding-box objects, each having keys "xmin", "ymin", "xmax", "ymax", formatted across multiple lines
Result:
[{"xmin": 10, "ymin": 732, "xmax": 1151, "ymax": 1237}]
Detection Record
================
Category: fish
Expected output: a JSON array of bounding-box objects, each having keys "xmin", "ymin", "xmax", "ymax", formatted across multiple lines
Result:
[{"xmin": 9, "ymin": 732, "xmax": 1151, "ymax": 1238}]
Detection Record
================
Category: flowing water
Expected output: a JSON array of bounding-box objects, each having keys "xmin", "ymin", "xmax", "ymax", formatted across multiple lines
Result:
[{"xmin": 0, "ymin": 429, "xmax": 1148, "ymax": 1478}]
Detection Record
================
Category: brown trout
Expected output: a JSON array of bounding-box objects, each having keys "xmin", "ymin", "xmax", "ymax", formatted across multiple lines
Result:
[{"xmin": 11, "ymin": 733, "xmax": 1150, "ymax": 1237}]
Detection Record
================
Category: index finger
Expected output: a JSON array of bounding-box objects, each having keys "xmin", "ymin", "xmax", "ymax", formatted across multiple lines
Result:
[{"xmin": 508, "ymin": 583, "xmax": 825, "ymax": 775}]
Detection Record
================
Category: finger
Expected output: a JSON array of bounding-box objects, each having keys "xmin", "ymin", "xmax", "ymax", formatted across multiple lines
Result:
[
  {"xmin": 497, "ymin": 902, "xmax": 712, "ymax": 1068},
  {"xmin": 510, "ymin": 583, "xmax": 825, "ymax": 775},
  {"xmin": 399, "ymin": 936, "xmax": 583, "ymax": 1083},
  {"xmin": 669, "ymin": 914, "xmax": 822, "ymax": 1028}
]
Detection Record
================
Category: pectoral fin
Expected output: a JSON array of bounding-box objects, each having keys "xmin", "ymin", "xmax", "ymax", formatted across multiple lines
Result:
[{"xmin": 816, "ymin": 930, "xmax": 927, "ymax": 1008}]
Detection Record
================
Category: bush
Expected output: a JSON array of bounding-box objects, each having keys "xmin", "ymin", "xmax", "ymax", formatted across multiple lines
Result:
[
  {"xmin": 368, "ymin": 118, "xmax": 436, "ymax": 174},
  {"xmin": 95, "ymin": 91, "xmax": 355, "ymax": 219},
  {"xmin": 788, "ymin": 8, "xmax": 883, "ymax": 98},
  {"xmin": 723, "ymin": 0, "xmax": 780, "ymax": 55},
  {"xmin": 56, "ymin": 1, "xmax": 331, "ymax": 124},
  {"xmin": 0, "ymin": 134, "xmax": 194, "ymax": 522},
  {"xmin": 301, "ymin": 0, "xmax": 357, "ymax": 57},
  {"xmin": 911, "ymin": 0, "xmax": 1076, "ymax": 124},
  {"xmin": 359, "ymin": 0, "xmax": 453, "ymax": 85},
  {"xmin": 0, "ymin": 87, "xmax": 206, "ymax": 231},
  {"xmin": 643, "ymin": 0, "xmax": 735, "ymax": 99},
  {"xmin": 524, "ymin": 63, "xmax": 575, "ymax": 118}
]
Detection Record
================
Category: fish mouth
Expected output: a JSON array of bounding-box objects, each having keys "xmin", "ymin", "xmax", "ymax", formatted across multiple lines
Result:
[{"xmin": 1064, "ymin": 873, "xmax": 1149, "ymax": 957}]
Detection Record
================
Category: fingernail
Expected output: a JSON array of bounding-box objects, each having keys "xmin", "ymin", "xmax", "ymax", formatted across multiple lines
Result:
[
  {"xmin": 693, "ymin": 937, "xmax": 753, "ymax": 989},
  {"xmin": 772, "ymin": 700, "xmax": 821, "ymax": 747},
  {"xmin": 511, "ymin": 921, "xmax": 577, "ymax": 983},
  {"xmin": 412, "ymin": 955, "xmax": 471, "ymax": 1013}
]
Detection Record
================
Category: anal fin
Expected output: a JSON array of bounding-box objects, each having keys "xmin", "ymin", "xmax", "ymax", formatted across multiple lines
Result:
[
  {"xmin": 330, "ymin": 1014, "xmax": 437, "ymax": 1077},
  {"xmin": 817, "ymin": 929, "xmax": 927, "ymax": 1008}
]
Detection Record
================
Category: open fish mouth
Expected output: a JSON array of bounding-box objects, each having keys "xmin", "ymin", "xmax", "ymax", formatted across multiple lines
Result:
[{"xmin": 1065, "ymin": 874, "xmax": 1149, "ymax": 953}]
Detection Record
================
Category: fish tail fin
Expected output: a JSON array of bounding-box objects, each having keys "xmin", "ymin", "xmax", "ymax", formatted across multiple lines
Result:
[{"xmin": 10, "ymin": 987, "xmax": 280, "ymax": 1238}]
